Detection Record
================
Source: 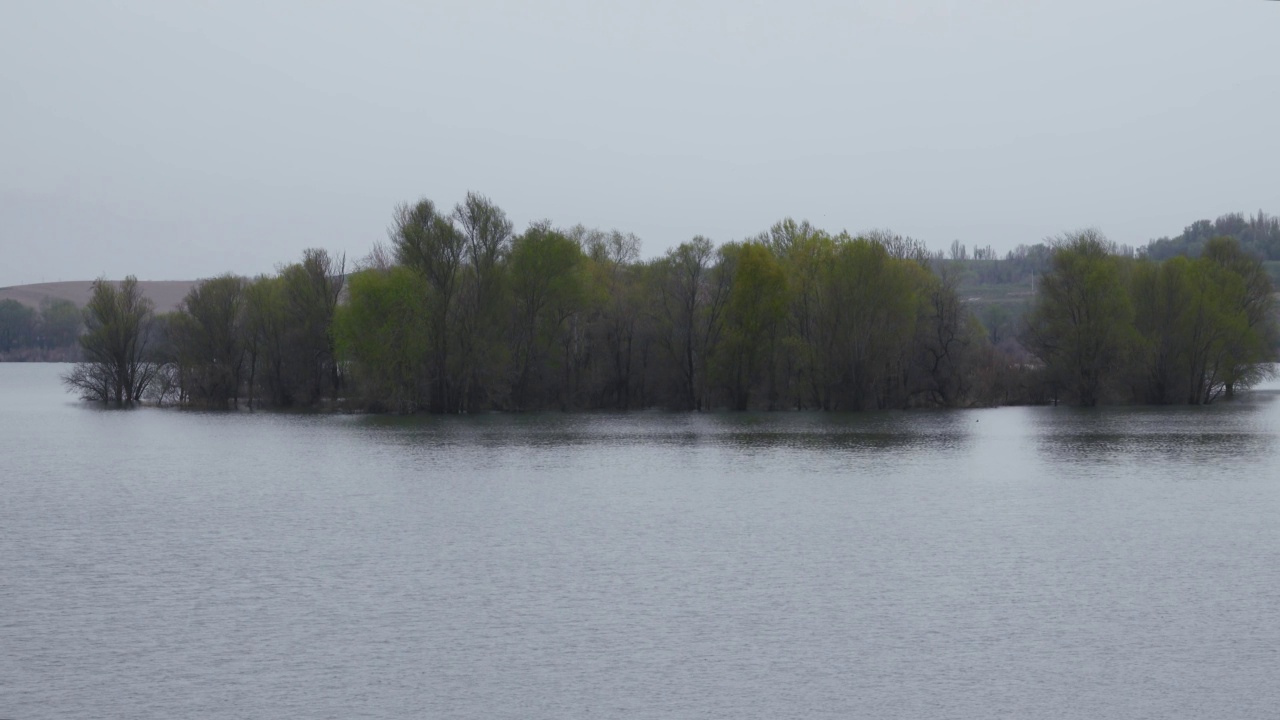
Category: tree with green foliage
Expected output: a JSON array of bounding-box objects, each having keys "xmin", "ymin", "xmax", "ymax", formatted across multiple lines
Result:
[
  {"xmin": 63, "ymin": 277, "xmax": 156, "ymax": 405},
  {"xmin": 821, "ymin": 236, "xmax": 922, "ymax": 410},
  {"xmin": 169, "ymin": 274, "xmax": 248, "ymax": 408},
  {"xmin": 508, "ymin": 222, "xmax": 588, "ymax": 409},
  {"xmin": 913, "ymin": 265, "xmax": 988, "ymax": 407},
  {"xmin": 453, "ymin": 192, "xmax": 514, "ymax": 411},
  {"xmin": 755, "ymin": 217, "xmax": 818, "ymax": 256},
  {"xmin": 578, "ymin": 227, "xmax": 645, "ymax": 409},
  {"xmin": 277, "ymin": 249, "xmax": 345, "ymax": 407},
  {"xmin": 58, "ymin": 196, "xmax": 1278, "ymax": 413},
  {"xmin": 654, "ymin": 236, "xmax": 732, "ymax": 410},
  {"xmin": 775, "ymin": 228, "xmax": 834, "ymax": 408},
  {"xmin": 1022, "ymin": 230, "xmax": 1135, "ymax": 406},
  {"xmin": 1201, "ymin": 236, "xmax": 1278, "ymax": 397},
  {"xmin": 1127, "ymin": 255, "xmax": 1248, "ymax": 404},
  {"xmin": 392, "ymin": 199, "xmax": 465, "ymax": 412},
  {"xmin": 242, "ymin": 275, "xmax": 285, "ymax": 409},
  {"xmin": 713, "ymin": 242, "xmax": 788, "ymax": 410},
  {"xmin": 334, "ymin": 266, "xmax": 431, "ymax": 413},
  {"xmin": 1129, "ymin": 256, "xmax": 1194, "ymax": 404}
]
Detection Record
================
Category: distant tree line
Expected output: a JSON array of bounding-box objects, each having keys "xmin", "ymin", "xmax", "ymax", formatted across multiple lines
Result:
[
  {"xmin": 941, "ymin": 211, "xmax": 1277, "ymax": 292},
  {"xmin": 1144, "ymin": 211, "xmax": 1280, "ymax": 262},
  {"xmin": 922, "ymin": 210, "xmax": 1278, "ymax": 358},
  {"xmin": 60, "ymin": 195, "xmax": 1279, "ymax": 410},
  {"xmin": 0, "ymin": 297, "xmax": 81, "ymax": 360}
]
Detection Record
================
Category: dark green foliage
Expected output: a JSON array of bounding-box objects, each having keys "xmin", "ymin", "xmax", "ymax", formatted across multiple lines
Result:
[
  {"xmin": 0, "ymin": 298, "xmax": 81, "ymax": 358},
  {"xmin": 0, "ymin": 300, "xmax": 36, "ymax": 353},
  {"xmin": 454, "ymin": 192, "xmax": 514, "ymax": 412},
  {"xmin": 241, "ymin": 274, "xmax": 286, "ymax": 409},
  {"xmin": 169, "ymin": 275, "xmax": 248, "ymax": 408},
  {"xmin": 912, "ymin": 266, "xmax": 990, "ymax": 407},
  {"xmin": 38, "ymin": 298, "xmax": 82, "ymax": 350},
  {"xmin": 150, "ymin": 250, "xmax": 344, "ymax": 410},
  {"xmin": 1022, "ymin": 231, "xmax": 1135, "ymax": 406},
  {"xmin": 816, "ymin": 236, "xmax": 921, "ymax": 410},
  {"xmin": 1145, "ymin": 212, "xmax": 1280, "ymax": 261},
  {"xmin": 652, "ymin": 236, "xmax": 731, "ymax": 410},
  {"xmin": 577, "ymin": 227, "xmax": 645, "ymax": 410},
  {"xmin": 1024, "ymin": 233, "xmax": 1276, "ymax": 405},
  {"xmin": 276, "ymin": 249, "xmax": 346, "ymax": 407},
  {"xmin": 508, "ymin": 223, "xmax": 588, "ymax": 410}
]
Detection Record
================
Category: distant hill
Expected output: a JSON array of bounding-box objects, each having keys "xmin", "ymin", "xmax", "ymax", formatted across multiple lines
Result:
[{"xmin": 0, "ymin": 280, "xmax": 194, "ymax": 313}]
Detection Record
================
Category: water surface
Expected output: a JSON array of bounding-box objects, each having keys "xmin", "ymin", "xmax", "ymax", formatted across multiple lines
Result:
[{"xmin": 3, "ymin": 364, "xmax": 1279, "ymax": 719}]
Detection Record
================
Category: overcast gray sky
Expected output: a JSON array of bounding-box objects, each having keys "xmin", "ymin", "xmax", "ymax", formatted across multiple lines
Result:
[{"xmin": 2, "ymin": 0, "xmax": 1276, "ymax": 286}]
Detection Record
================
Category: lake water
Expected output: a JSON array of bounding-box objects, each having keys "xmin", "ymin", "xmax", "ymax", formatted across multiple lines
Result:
[{"xmin": 3, "ymin": 363, "xmax": 1280, "ymax": 719}]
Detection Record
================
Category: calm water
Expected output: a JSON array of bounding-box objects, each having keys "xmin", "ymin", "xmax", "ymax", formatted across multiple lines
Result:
[{"xmin": 3, "ymin": 363, "xmax": 1280, "ymax": 719}]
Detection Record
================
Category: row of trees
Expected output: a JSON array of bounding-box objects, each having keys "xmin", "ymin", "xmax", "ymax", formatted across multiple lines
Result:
[
  {"xmin": 61, "ymin": 194, "xmax": 1278, "ymax": 410},
  {"xmin": 154, "ymin": 249, "xmax": 346, "ymax": 409},
  {"xmin": 943, "ymin": 211, "xmax": 1276, "ymax": 292},
  {"xmin": 62, "ymin": 250, "xmax": 346, "ymax": 408},
  {"xmin": 1145, "ymin": 211, "xmax": 1280, "ymax": 262},
  {"xmin": 329, "ymin": 195, "xmax": 1001, "ymax": 413},
  {"xmin": 0, "ymin": 297, "xmax": 81, "ymax": 358},
  {"xmin": 1023, "ymin": 231, "xmax": 1277, "ymax": 406}
]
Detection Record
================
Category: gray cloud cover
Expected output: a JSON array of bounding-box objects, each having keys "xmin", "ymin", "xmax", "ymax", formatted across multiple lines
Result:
[{"xmin": 2, "ymin": 0, "xmax": 1276, "ymax": 286}]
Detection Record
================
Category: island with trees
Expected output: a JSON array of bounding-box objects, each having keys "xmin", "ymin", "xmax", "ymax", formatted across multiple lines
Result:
[{"xmin": 49, "ymin": 196, "xmax": 1280, "ymax": 412}]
